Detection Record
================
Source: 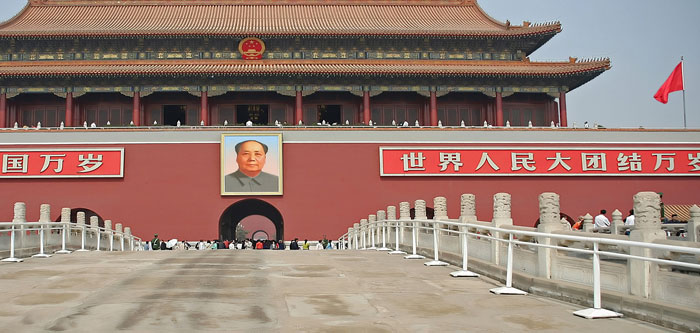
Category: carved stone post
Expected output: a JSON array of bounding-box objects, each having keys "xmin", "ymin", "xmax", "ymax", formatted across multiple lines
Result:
[
  {"xmin": 115, "ymin": 223, "xmax": 124, "ymax": 251},
  {"xmin": 536, "ymin": 192, "xmax": 563, "ymax": 279},
  {"xmin": 13, "ymin": 202, "xmax": 26, "ymax": 223},
  {"xmin": 415, "ymin": 199, "xmax": 427, "ymax": 234},
  {"xmin": 90, "ymin": 216, "xmax": 99, "ymax": 251},
  {"xmin": 353, "ymin": 222, "xmax": 360, "ymax": 250},
  {"xmin": 60, "ymin": 208, "xmax": 71, "ymax": 242},
  {"xmin": 104, "ymin": 219, "xmax": 114, "ymax": 251},
  {"xmin": 688, "ymin": 205, "xmax": 700, "ymax": 242},
  {"xmin": 347, "ymin": 227, "xmax": 354, "ymax": 249},
  {"xmin": 433, "ymin": 196, "xmax": 449, "ymax": 234},
  {"xmin": 629, "ymin": 192, "xmax": 666, "ymax": 298},
  {"xmin": 12, "ymin": 203, "xmax": 26, "ymax": 250},
  {"xmin": 583, "ymin": 213, "xmax": 595, "ymax": 232},
  {"xmin": 387, "ymin": 205, "xmax": 397, "ymax": 247},
  {"xmin": 491, "ymin": 193, "xmax": 512, "ymax": 265},
  {"xmin": 377, "ymin": 210, "xmax": 389, "ymax": 250},
  {"xmin": 399, "ymin": 201, "xmax": 411, "ymax": 243},
  {"xmin": 368, "ymin": 214, "xmax": 377, "ymax": 249},
  {"xmin": 124, "ymin": 226, "xmax": 133, "ymax": 251},
  {"xmin": 611, "ymin": 209, "xmax": 624, "ymax": 235},
  {"xmin": 77, "ymin": 211, "xmax": 86, "ymax": 225},
  {"xmin": 360, "ymin": 219, "xmax": 368, "ymax": 249},
  {"xmin": 39, "ymin": 204, "xmax": 51, "ymax": 222}
]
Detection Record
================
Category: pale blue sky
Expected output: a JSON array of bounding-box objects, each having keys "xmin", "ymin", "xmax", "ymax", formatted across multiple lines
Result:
[{"xmin": 1, "ymin": 0, "xmax": 698, "ymax": 128}]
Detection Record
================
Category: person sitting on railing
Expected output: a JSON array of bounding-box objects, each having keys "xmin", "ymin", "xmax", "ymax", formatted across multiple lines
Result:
[
  {"xmin": 594, "ymin": 210, "xmax": 611, "ymax": 228},
  {"xmin": 289, "ymin": 238, "xmax": 300, "ymax": 250},
  {"xmin": 572, "ymin": 216, "xmax": 584, "ymax": 230}
]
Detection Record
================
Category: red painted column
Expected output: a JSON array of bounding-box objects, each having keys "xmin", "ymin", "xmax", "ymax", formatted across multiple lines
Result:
[
  {"xmin": 200, "ymin": 91, "xmax": 208, "ymax": 126},
  {"xmin": 65, "ymin": 92, "xmax": 73, "ymax": 127},
  {"xmin": 295, "ymin": 91, "xmax": 303, "ymax": 125},
  {"xmin": 559, "ymin": 92, "xmax": 568, "ymax": 127},
  {"xmin": 132, "ymin": 92, "xmax": 141, "ymax": 126},
  {"xmin": 495, "ymin": 92, "xmax": 503, "ymax": 126},
  {"xmin": 429, "ymin": 91, "xmax": 438, "ymax": 126},
  {"xmin": 0, "ymin": 93, "xmax": 6, "ymax": 128},
  {"xmin": 363, "ymin": 91, "xmax": 370, "ymax": 125}
]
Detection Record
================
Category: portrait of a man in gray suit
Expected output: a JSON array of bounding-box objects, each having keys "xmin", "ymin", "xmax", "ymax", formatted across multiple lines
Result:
[{"xmin": 224, "ymin": 140, "xmax": 279, "ymax": 193}]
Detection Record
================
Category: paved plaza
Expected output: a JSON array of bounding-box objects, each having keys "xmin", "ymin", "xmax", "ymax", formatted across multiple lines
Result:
[{"xmin": 0, "ymin": 250, "xmax": 675, "ymax": 332}]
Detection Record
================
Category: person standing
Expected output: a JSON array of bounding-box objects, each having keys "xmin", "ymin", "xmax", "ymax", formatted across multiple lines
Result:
[
  {"xmin": 151, "ymin": 234, "xmax": 161, "ymax": 251},
  {"xmin": 594, "ymin": 210, "xmax": 611, "ymax": 228}
]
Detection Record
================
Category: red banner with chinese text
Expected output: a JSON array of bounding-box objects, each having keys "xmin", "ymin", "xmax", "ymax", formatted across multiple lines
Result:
[
  {"xmin": 0, "ymin": 149, "xmax": 124, "ymax": 178},
  {"xmin": 380, "ymin": 147, "xmax": 700, "ymax": 176}
]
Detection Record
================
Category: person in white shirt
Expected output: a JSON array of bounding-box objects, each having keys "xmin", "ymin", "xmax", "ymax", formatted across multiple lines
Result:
[
  {"xmin": 315, "ymin": 240, "xmax": 324, "ymax": 250},
  {"xmin": 594, "ymin": 209, "xmax": 611, "ymax": 228},
  {"xmin": 624, "ymin": 209, "xmax": 635, "ymax": 226}
]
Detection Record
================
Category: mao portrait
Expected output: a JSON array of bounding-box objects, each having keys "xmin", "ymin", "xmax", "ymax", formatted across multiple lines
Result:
[{"xmin": 221, "ymin": 133, "xmax": 283, "ymax": 195}]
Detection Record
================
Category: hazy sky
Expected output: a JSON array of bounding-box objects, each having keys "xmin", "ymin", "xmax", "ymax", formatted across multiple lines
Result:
[{"xmin": 1, "ymin": 0, "xmax": 698, "ymax": 128}]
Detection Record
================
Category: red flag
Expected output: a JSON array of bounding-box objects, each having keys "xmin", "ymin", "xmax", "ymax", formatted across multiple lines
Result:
[{"xmin": 654, "ymin": 62, "xmax": 684, "ymax": 104}]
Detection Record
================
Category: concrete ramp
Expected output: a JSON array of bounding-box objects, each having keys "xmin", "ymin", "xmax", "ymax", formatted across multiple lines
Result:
[{"xmin": 0, "ymin": 250, "xmax": 668, "ymax": 331}]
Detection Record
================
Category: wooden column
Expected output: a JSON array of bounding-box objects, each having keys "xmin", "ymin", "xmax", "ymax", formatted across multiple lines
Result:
[
  {"xmin": 0, "ymin": 93, "xmax": 6, "ymax": 128},
  {"xmin": 295, "ymin": 90, "xmax": 303, "ymax": 125},
  {"xmin": 65, "ymin": 92, "xmax": 73, "ymax": 127},
  {"xmin": 559, "ymin": 92, "xmax": 568, "ymax": 127},
  {"xmin": 429, "ymin": 90, "xmax": 438, "ymax": 126},
  {"xmin": 132, "ymin": 91, "xmax": 141, "ymax": 126},
  {"xmin": 495, "ymin": 92, "xmax": 503, "ymax": 126},
  {"xmin": 363, "ymin": 91, "xmax": 370, "ymax": 125},
  {"xmin": 200, "ymin": 91, "xmax": 208, "ymax": 126}
]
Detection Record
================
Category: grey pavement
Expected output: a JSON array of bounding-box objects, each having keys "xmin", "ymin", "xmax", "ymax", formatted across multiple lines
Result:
[{"xmin": 0, "ymin": 250, "xmax": 675, "ymax": 332}]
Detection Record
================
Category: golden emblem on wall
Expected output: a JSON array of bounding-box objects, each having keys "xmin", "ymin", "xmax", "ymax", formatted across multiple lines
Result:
[{"xmin": 238, "ymin": 37, "xmax": 266, "ymax": 60}]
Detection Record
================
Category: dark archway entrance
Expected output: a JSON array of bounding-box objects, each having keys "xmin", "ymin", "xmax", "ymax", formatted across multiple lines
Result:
[{"xmin": 219, "ymin": 199, "xmax": 284, "ymax": 241}]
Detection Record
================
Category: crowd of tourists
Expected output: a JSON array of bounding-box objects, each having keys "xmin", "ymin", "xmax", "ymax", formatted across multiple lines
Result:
[{"xmin": 143, "ymin": 235, "xmax": 339, "ymax": 251}]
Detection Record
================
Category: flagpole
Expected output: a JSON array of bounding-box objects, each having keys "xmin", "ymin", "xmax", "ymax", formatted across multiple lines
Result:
[{"xmin": 682, "ymin": 56, "xmax": 687, "ymax": 129}]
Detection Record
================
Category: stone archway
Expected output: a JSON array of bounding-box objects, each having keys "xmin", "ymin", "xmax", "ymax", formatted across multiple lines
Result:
[{"xmin": 219, "ymin": 199, "xmax": 284, "ymax": 241}]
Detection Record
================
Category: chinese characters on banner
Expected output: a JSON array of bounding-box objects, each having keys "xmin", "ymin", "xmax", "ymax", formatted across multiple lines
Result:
[
  {"xmin": 0, "ymin": 149, "xmax": 124, "ymax": 178},
  {"xmin": 380, "ymin": 148, "xmax": 700, "ymax": 176}
]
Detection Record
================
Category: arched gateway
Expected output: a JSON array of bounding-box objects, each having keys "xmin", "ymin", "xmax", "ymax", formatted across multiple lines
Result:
[{"xmin": 219, "ymin": 199, "xmax": 284, "ymax": 241}]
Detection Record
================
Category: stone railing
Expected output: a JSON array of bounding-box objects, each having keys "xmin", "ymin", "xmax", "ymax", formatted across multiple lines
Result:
[
  {"xmin": 339, "ymin": 192, "xmax": 700, "ymax": 332},
  {"xmin": 1, "ymin": 202, "xmax": 143, "ymax": 262}
]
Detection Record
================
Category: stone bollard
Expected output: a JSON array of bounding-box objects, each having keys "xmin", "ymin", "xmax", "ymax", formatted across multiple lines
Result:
[
  {"xmin": 368, "ymin": 214, "xmax": 377, "ymax": 249},
  {"xmin": 387, "ymin": 205, "xmax": 397, "ymax": 246},
  {"xmin": 491, "ymin": 193, "xmax": 512, "ymax": 265},
  {"xmin": 360, "ymin": 219, "xmax": 368, "ymax": 249},
  {"xmin": 377, "ymin": 210, "xmax": 388, "ymax": 250},
  {"xmin": 460, "ymin": 194, "xmax": 477, "ymax": 223},
  {"xmin": 115, "ymin": 223, "xmax": 123, "ymax": 251},
  {"xmin": 104, "ymin": 220, "xmax": 114, "ymax": 251},
  {"xmin": 583, "ymin": 213, "xmax": 595, "ymax": 232},
  {"xmin": 39, "ymin": 204, "xmax": 51, "ymax": 222},
  {"xmin": 399, "ymin": 201, "xmax": 411, "ymax": 243},
  {"xmin": 536, "ymin": 192, "xmax": 563, "ymax": 279},
  {"xmin": 60, "ymin": 207, "xmax": 71, "ymax": 241},
  {"xmin": 89, "ymin": 216, "xmax": 99, "ymax": 250},
  {"xmin": 353, "ymin": 222, "xmax": 360, "ymax": 250},
  {"xmin": 611, "ymin": 209, "xmax": 624, "ymax": 235},
  {"xmin": 629, "ymin": 192, "xmax": 666, "ymax": 298},
  {"xmin": 13, "ymin": 202, "xmax": 26, "ymax": 223},
  {"xmin": 89, "ymin": 216, "xmax": 98, "ymax": 228},
  {"xmin": 60, "ymin": 208, "xmax": 71, "ymax": 223},
  {"xmin": 415, "ymin": 199, "xmax": 427, "ymax": 233},
  {"xmin": 124, "ymin": 227, "xmax": 133, "ymax": 251},
  {"xmin": 434, "ymin": 196, "xmax": 450, "ymax": 234},
  {"xmin": 688, "ymin": 205, "xmax": 700, "ymax": 242}
]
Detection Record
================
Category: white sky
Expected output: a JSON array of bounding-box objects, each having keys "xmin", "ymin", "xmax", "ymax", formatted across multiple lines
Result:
[{"xmin": 1, "ymin": 0, "xmax": 699, "ymax": 128}]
